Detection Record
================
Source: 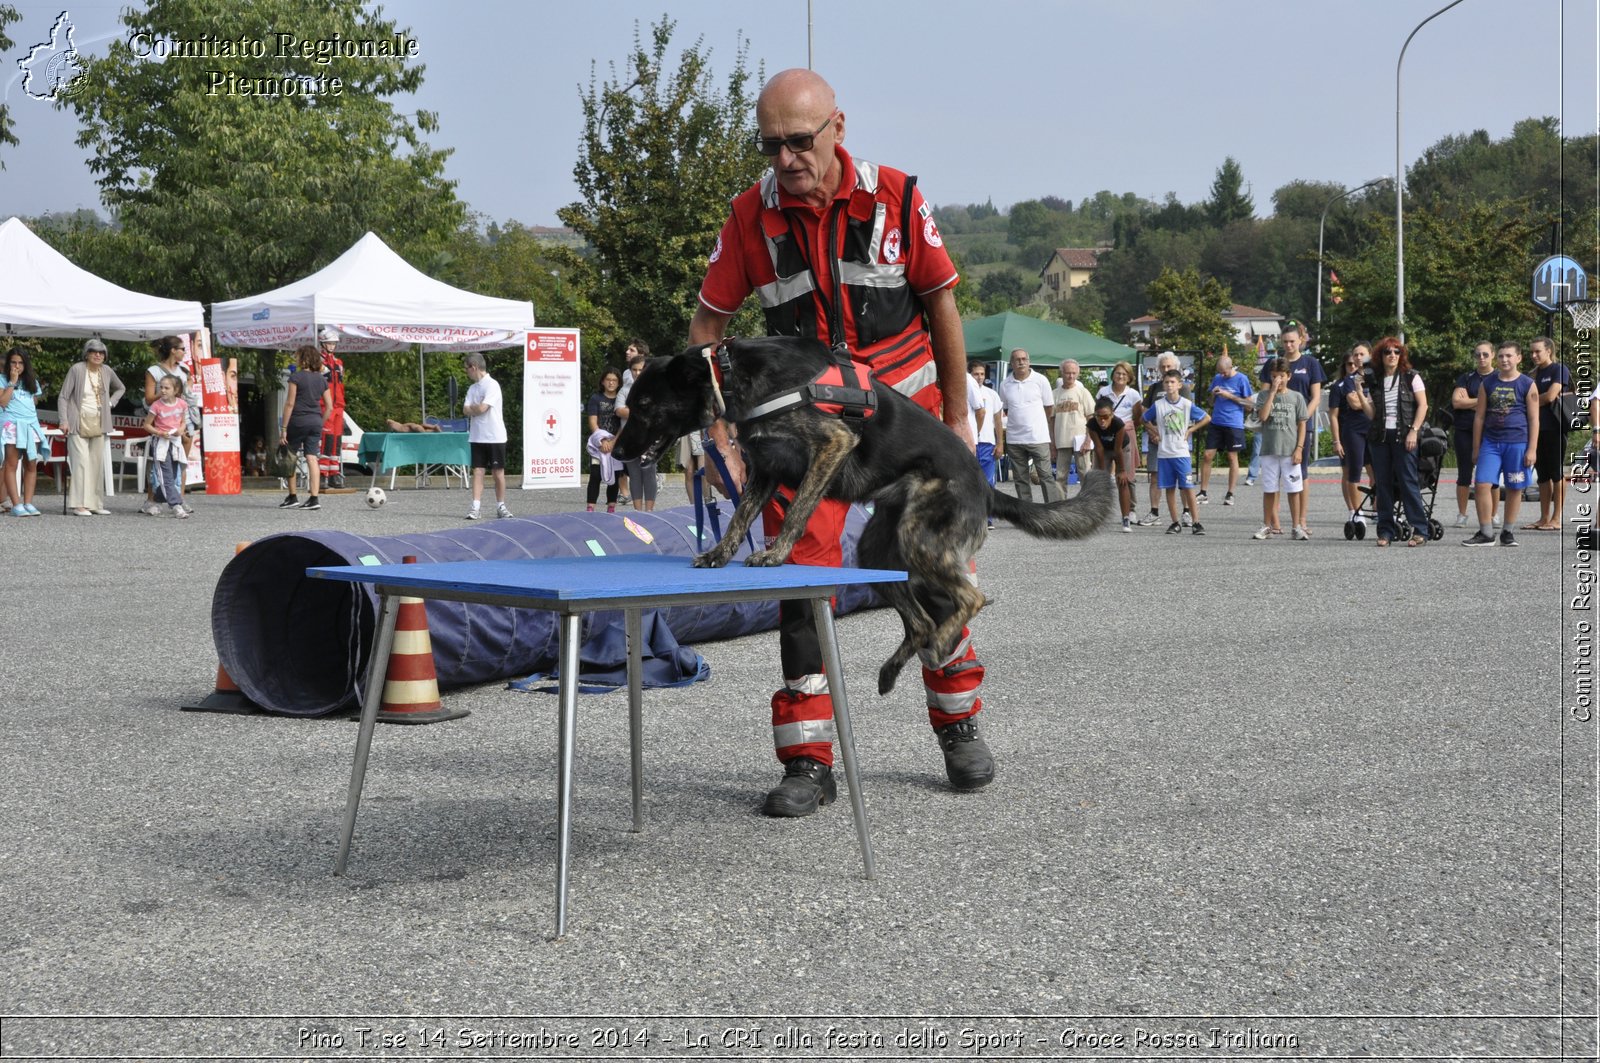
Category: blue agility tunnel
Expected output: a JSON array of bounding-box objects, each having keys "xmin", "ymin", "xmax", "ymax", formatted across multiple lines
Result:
[{"xmin": 211, "ymin": 504, "xmax": 881, "ymax": 717}]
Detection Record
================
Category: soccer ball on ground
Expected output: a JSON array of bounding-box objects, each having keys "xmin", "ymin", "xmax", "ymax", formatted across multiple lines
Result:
[{"xmin": 365, "ymin": 487, "xmax": 387, "ymax": 509}]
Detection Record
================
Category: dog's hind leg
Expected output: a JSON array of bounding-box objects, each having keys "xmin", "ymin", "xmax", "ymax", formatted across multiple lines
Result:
[
  {"xmin": 897, "ymin": 481, "xmax": 988, "ymax": 681},
  {"xmin": 745, "ymin": 422, "xmax": 858, "ymax": 567},
  {"xmin": 861, "ymin": 487, "xmax": 937, "ymax": 694}
]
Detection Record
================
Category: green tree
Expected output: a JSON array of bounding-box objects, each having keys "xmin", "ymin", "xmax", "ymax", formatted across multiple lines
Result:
[
  {"xmin": 1323, "ymin": 197, "xmax": 1546, "ymax": 409},
  {"xmin": 1145, "ymin": 266, "xmax": 1234, "ymax": 356},
  {"xmin": 62, "ymin": 0, "xmax": 461, "ymax": 305},
  {"xmin": 58, "ymin": 0, "xmax": 466, "ymax": 445},
  {"xmin": 556, "ymin": 17, "xmax": 767, "ymax": 377},
  {"xmin": 978, "ymin": 267, "xmax": 1031, "ymax": 313},
  {"xmin": 1204, "ymin": 156, "xmax": 1255, "ymax": 226},
  {"xmin": 1053, "ymin": 285, "xmax": 1107, "ymax": 337},
  {"xmin": 1090, "ymin": 227, "xmax": 1205, "ymax": 340},
  {"xmin": 0, "ymin": 5, "xmax": 16, "ymax": 163}
]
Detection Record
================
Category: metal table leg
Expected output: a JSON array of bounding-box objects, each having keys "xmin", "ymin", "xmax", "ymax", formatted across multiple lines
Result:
[
  {"xmin": 626, "ymin": 608, "xmax": 644, "ymax": 832},
  {"xmin": 553, "ymin": 612, "xmax": 582, "ymax": 939},
  {"xmin": 335, "ymin": 592, "xmax": 400, "ymax": 875},
  {"xmin": 812, "ymin": 596, "xmax": 876, "ymax": 879}
]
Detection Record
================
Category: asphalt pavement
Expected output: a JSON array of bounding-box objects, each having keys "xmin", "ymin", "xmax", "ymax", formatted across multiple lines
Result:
[{"xmin": 0, "ymin": 471, "xmax": 1593, "ymax": 1061}]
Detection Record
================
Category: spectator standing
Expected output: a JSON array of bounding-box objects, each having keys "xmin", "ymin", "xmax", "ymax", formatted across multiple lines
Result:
[
  {"xmin": 1464, "ymin": 341, "xmax": 1538, "ymax": 546},
  {"xmin": 1052, "ymin": 359, "xmax": 1095, "ymax": 494},
  {"xmin": 1350, "ymin": 337, "xmax": 1430, "ymax": 548},
  {"xmin": 140, "ymin": 335, "xmax": 189, "ymax": 516},
  {"xmin": 141, "ymin": 374, "xmax": 191, "ymax": 518},
  {"xmin": 58, "ymin": 339, "xmax": 125, "ymax": 517},
  {"xmin": 462, "ymin": 352, "xmax": 511, "ymax": 520},
  {"xmin": 584, "ymin": 368, "xmax": 623, "ymax": 513},
  {"xmin": 1137, "ymin": 352, "xmax": 1188, "ymax": 525},
  {"xmin": 968, "ymin": 360, "xmax": 1004, "ymax": 527},
  {"xmin": 1279, "ymin": 321, "xmax": 1325, "ymax": 536},
  {"xmin": 1199, "ymin": 353, "xmax": 1253, "ymax": 505},
  {"xmin": 1251, "ymin": 358, "xmax": 1309, "ymax": 540},
  {"xmin": 1328, "ymin": 347, "xmax": 1374, "ymax": 529},
  {"xmin": 999, "ymin": 348, "xmax": 1058, "ymax": 503},
  {"xmin": 277, "ymin": 345, "xmax": 331, "ymax": 511},
  {"xmin": 1089, "ymin": 395, "xmax": 1136, "ymax": 531},
  {"xmin": 614, "ymin": 344, "xmax": 659, "ymax": 512},
  {"xmin": 1, "ymin": 347, "xmax": 47, "ymax": 517},
  {"xmin": 1141, "ymin": 367, "xmax": 1209, "ymax": 535},
  {"xmin": 1449, "ymin": 342, "xmax": 1498, "ymax": 527},
  {"xmin": 1528, "ymin": 335, "xmax": 1569, "ymax": 531},
  {"xmin": 1096, "ymin": 360, "xmax": 1141, "ymax": 426}
]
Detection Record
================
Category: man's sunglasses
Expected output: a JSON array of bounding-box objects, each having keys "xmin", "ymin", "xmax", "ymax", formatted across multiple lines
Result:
[{"xmin": 753, "ymin": 111, "xmax": 837, "ymax": 157}]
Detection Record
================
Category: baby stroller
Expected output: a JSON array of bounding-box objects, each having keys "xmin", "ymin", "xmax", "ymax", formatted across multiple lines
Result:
[{"xmin": 1343, "ymin": 422, "xmax": 1448, "ymax": 541}]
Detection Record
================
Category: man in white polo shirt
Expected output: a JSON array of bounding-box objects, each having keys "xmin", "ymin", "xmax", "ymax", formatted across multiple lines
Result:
[{"xmin": 999, "ymin": 347, "xmax": 1059, "ymax": 503}]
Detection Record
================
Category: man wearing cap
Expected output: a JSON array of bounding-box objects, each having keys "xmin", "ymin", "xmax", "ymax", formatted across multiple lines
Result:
[{"xmin": 317, "ymin": 328, "xmax": 347, "ymax": 489}]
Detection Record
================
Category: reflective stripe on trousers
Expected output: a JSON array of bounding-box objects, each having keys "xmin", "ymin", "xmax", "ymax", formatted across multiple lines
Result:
[{"xmin": 922, "ymin": 626, "xmax": 984, "ymax": 728}]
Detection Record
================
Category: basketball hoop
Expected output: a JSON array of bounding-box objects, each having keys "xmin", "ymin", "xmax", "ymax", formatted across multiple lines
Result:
[{"xmin": 1565, "ymin": 299, "xmax": 1599, "ymax": 331}]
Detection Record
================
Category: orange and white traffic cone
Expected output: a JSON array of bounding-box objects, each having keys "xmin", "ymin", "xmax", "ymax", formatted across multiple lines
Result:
[
  {"xmin": 183, "ymin": 543, "xmax": 262, "ymax": 714},
  {"xmin": 376, "ymin": 556, "xmax": 469, "ymax": 725}
]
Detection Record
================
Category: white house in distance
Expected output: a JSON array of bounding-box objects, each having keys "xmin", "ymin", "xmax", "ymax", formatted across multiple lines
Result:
[
  {"xmin": 1126, "ymin": 303, "xmax": 1284, "ymax": 349},
  {"xmin": 1035, "ymin": 247, "xmax": 1106, "ymax": 303}
]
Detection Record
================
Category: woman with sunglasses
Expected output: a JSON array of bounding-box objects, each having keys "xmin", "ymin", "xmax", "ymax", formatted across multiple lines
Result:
[{"xmin": 1348, "ymin": 337, "xmax": 1430, "ymax": 547}]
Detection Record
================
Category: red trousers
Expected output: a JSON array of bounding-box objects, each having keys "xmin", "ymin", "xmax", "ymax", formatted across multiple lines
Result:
[{"xmin": 765, "ymin": 493, "xmax": 984, "ymax": 767}]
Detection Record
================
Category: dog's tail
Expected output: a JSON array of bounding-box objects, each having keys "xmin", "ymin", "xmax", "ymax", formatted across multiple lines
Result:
[{"xmin": 988, "ymin": 468, "xmax": 1114, "ymax": 539}]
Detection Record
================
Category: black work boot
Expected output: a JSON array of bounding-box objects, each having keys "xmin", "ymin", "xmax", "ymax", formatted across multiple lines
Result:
[
  {"xmin": 935, "ymin": 718, "xmax": 995, "ymax": 791},
  {"xmin": 761, "ymin": 756, "xmax": 836, "ymax": 817}
]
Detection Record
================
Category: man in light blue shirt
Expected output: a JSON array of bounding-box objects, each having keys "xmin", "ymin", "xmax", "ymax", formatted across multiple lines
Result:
[{"xmin": 1198, "ymin": 354, "xmax": 1253, "ymax": 506}]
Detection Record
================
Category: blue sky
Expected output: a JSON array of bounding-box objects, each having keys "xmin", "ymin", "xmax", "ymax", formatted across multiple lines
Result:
[{"xmin": 2, "ymin": 0, "xmax": 1596, "ymax": 225}]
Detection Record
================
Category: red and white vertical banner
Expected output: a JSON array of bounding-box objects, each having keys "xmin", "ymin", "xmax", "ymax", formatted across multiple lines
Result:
[
  {"xmin": 522, "ymin": 328, "xmax": 582, "ymax": 489},
  {"xmin": 192, "ymin": 329, "xmax": 242, "ymax": 494}
]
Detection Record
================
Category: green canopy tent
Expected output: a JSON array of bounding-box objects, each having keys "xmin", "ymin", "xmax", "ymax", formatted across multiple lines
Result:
[{"xmin": 962, "ymin": 310, "xmax": 1137, "ymax": 386}]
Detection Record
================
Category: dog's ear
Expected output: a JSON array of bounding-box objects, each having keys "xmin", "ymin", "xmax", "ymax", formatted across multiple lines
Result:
[{"xmin": 664, "ymin": 347, "xmax": 718, "ymax": 427}]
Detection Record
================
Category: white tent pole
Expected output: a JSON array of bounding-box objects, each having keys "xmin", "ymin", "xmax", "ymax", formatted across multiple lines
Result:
[{"xmin": 419, "ymin": 347, "xmax": 426, "ymax": 422}]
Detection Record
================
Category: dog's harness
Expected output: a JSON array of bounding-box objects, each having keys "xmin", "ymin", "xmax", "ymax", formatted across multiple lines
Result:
[{"xmin": 721, "ymin": 340, "xmax": 879, "ymax": 425}]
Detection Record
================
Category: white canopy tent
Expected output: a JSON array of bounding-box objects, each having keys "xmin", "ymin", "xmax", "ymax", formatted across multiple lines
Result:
[
  {"xmin": 211, "ymin": 231, "xmax": 535, "ymax": 353},
  {"xmin": 0, "ymin": 216, "xmax": 205, "ymax": 339}
]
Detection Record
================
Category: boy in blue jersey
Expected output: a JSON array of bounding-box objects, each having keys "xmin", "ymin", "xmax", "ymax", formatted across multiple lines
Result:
[
  {"xmin": 1465, "ymin": 341, "xmax": 1540, "ymax": 546},
  {"xmin": 1142, "ymin": 368, "xmax": 1210, "ymax": 535}
]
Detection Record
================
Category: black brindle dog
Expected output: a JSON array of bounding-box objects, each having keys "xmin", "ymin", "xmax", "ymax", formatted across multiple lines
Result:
[{"xmin": 612, "ymin": 336, "xmax": 1112, "ymax": 694}]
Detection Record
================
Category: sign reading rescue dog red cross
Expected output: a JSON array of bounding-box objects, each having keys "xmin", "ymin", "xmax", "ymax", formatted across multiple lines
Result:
[{"xmin": 522, "ymin": 328, "xmax": 582, "ymax": 489}]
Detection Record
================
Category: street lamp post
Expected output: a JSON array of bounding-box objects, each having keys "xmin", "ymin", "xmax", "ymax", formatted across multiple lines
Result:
[
  {"xmin": 1317, "ymin": 176, "xmax": 1391, "ymax": 326},
  {"xmin": 1396, "ymin": 0, "xmax": 1469, "ymax": 340}
]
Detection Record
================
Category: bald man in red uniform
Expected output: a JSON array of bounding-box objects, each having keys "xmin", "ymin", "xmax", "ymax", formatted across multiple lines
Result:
[{"xmin": 691, "ymin": 68, "xmax": 992, "ymax": 817}]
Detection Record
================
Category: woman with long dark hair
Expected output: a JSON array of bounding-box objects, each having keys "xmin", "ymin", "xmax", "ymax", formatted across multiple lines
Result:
[
  {"xmin": 1349, "ymin": 336, "xmax": 1430, "ymax": 547},
  {"xmin": 583, "ymin": 367, "xmax": 623, "ymax": 512},
  {"xmin": 1, "ymin": 347, "xmax": 47, "ymax": 516}
]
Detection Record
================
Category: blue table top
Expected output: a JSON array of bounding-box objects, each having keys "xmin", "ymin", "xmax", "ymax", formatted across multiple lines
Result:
[{"xmin": 309, "ymin": 554, "xmax": 907, "ymax": 603}]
